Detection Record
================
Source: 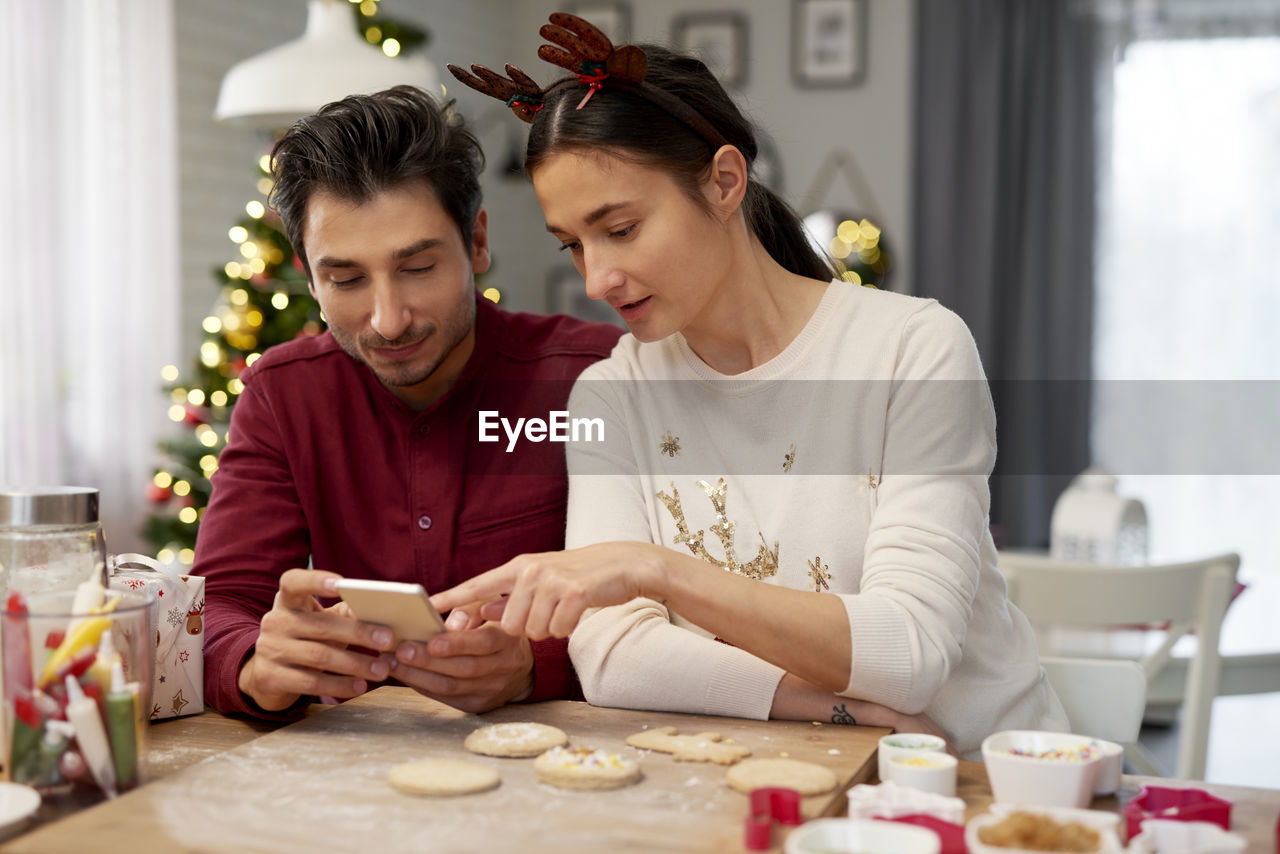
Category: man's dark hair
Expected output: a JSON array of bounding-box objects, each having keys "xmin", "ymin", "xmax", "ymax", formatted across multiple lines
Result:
[{"xmin": 270, "ymin": 85, "xmax": 485, "ymax": 280}]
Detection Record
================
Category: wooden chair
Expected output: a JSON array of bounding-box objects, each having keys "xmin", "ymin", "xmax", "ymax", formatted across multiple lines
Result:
[
  {"xmin": 1040, "ymin": 656, "xmax": 1147, "ymax": 744},
  {"xmin": 1000, "ymin": 551, "xmax": 1240, "ymax": 779}
]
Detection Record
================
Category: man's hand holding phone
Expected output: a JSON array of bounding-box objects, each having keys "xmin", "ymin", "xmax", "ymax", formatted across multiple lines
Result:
[
  {"xmin": 237, "ymin": 569, "xmax": 399, "ymax": 713},
  {"xmin": 387, "ymin": 595, "xmax": 534, "ymax": 714}
]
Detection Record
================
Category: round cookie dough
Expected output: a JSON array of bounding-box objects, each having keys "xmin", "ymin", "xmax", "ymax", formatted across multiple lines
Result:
[
  {"xmin": 465, "ymin": 722, "xmax": 569, "ymax": 758},
  {"xmin": 388, "ymin": 759, "xmax": 500, "ymax": 796},
  {"xmin": 725, "ymin": 758, "xmax": 838, "ymax": 796},
  {"xmin": 534, "ymin": 746, "xmax": 642, "ymax": 790}
]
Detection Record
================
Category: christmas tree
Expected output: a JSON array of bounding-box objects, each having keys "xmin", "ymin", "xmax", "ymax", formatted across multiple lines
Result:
[
  {"xmin": 142, "ymin": 155, "xmax": 324, "ymax": 565},
  {"xmin": 142, "ymin": 1, "xmax": 428, "ymax": 564}
]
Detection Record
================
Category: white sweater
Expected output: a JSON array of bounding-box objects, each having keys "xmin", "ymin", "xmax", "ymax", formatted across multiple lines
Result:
[{"xmin": 564, "ymin": 281, "xmax": 1067, "ymax": 755}]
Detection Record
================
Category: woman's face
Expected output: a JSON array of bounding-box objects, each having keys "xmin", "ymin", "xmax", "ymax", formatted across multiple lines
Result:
[{"xmin": 531, "ymin": 149, "xmax": 730, "ymax": 342}]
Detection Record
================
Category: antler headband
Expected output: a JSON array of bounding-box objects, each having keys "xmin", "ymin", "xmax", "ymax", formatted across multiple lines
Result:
[{"xmin": 447, "ymin": 12, "xmax": 729, "ymax": 151}]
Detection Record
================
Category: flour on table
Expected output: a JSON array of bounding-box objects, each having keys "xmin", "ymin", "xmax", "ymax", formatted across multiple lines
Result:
[
  {"xmin": 464, "ymin": 722, "xmax": 568, "ymax": 758},
  {"xmin": 725, "ymin": 758, "xmax": 837, "ymax": 796},
  {"xmin": 387, "ymin": 758, "xmax": 500, "ymax": 796},
  {"xmin": 625, "ymin": 726, "xmax": 751, "ymax": 765}
]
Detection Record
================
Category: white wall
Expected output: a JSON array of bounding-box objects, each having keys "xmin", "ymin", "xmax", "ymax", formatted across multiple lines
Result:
[{"xmin": 175, "ymin": 0, "xmax": 916, "ymax": 350}]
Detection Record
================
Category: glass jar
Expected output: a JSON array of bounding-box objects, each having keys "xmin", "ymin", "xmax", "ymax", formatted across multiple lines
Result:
[{"xmin": 0, "ymin": 487, "xmax": 109, "ymax": 598}]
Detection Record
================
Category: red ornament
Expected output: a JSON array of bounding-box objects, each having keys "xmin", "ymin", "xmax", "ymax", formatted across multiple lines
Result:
[
  {"xmin": 291, "ymin": 254, "xmax": 305, "ymax": 274},
  {"xmin": 147, "ymin": 483, "xmax": 173, "ymax": 503},
  {"xmin": 229, "ymin": 358, "xmax": 248, "ymax": 376},
  {"xmin": 183, "ymin": 404, "xmax": 209, "ymax": 426}
]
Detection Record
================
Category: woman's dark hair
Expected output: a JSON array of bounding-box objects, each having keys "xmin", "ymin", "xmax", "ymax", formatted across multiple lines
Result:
[
  {"xmin": 270, "ymin": 85, "xmax": 484, "ymax": 280},
  {"xmin": 524, "ymin": 46, "xmax": 835, "ymax": 282}
]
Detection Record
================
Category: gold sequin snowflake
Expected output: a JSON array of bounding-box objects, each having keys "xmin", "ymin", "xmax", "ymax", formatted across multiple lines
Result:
[
  {"xmin": 783, "ymin": 444, "xmax": 796, "ymax": 472},
  {"xmin": 659, "ymin": 431, "xmax": 681, "ymax": 458},
  {"xmin": 808, "ymin": 556, "xmax": 832, "ymax": 592}
]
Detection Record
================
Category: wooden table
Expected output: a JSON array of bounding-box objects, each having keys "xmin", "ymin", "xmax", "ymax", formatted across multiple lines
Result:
[
  {"xmin": 5, "ymin": 689, "xmax": 1279, "ymax": 852},
  {"xmin": 5, "ymin": 688, "xmax": 887, "ymax": 853}
]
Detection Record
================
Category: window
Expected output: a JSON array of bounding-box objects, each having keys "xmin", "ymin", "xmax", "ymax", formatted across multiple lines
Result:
[{"xmin": 1092, "ymin": 37, "xmax": 1280, "ymax": 647}]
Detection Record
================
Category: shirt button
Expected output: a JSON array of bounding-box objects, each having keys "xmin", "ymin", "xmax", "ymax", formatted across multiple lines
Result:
[
  {"xmin": 417, "ymin": 515, "xmax": 433, "ymax": 531},
  {"xmin": 417, "ymin": 423, "xmax": 429, "ymax": 436}
]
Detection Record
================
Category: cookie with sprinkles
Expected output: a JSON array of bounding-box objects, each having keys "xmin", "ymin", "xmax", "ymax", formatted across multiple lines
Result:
[{"xmin": 534, "ymin": 745, "xmax": 642, "ymax": 790}]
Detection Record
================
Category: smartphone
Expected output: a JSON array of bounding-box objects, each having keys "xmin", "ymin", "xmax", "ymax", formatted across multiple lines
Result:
[{"xmin": 333, "ymin": 579, "xmax": 445, "ymax": 643}]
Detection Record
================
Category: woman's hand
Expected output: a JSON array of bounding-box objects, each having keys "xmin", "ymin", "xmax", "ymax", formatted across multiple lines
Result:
[{"xmin": 431, "ymin": 542, "xmax": 668, "ymax": 640}]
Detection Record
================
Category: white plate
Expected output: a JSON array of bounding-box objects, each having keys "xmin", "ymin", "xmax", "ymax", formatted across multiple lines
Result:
[{"xmin": 0, "ymin": 783, "xmax": 41, "ymax": 840}]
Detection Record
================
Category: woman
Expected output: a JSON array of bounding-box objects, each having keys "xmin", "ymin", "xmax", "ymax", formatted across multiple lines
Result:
[{"xmin": 437, "ymin": 15, "xmax": 1066, "ymax": 755}]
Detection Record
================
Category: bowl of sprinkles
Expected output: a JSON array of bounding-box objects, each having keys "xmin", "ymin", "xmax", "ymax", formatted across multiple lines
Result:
[{"xmin": 981, "ymin": 732, "xmax": 1108, "ymax": 809}]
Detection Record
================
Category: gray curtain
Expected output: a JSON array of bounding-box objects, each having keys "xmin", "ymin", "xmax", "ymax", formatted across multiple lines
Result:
[{"xmin": 912, "ymin": 0, "xmax": 1097, "ymax": 548}]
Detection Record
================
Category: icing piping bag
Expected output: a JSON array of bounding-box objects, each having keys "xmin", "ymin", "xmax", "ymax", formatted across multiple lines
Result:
[
  {"xmin": 106, "ymin": 660, "xmax": 138, "ymax": 790},
  {"xmin": 64, "ymin": 674, "xmax": 117, "ymax": 798}
]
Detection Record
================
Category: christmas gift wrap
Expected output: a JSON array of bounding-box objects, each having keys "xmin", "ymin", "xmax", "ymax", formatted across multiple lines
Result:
[{"xmin": 108, "ymin": 554, "xmax": 204, "ymax": 720}]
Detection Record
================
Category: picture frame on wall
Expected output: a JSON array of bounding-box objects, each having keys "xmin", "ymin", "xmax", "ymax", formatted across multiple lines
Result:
[
  {"xmin": 563, "ymin": 1, "xmax": 631, "ymax": 44},
  {"xmin": 792, "ymin": 0, "xmax": 867, "ymax": 88},
  {"xmin": 672, "ymin": 12, "xmax": 748, "ymax": 89}
]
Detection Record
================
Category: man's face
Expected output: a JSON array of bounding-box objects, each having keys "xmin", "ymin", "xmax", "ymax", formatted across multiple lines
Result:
[{"xmin": 303, "ymin": 180, "xmax": 490, "ymax": 409}]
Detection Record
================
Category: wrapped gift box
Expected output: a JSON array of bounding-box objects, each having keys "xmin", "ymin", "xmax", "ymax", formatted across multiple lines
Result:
[{"xmin": 109, "ymin": 553, "xmax": 204, "ymax": 719}]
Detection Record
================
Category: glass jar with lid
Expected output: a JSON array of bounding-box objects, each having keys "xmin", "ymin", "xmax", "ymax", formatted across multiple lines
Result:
[{"xmin": 0, "ymin": 487, "xmax": 109, "ymax": 597}]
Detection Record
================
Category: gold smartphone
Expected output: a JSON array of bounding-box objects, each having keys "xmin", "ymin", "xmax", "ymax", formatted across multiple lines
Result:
[{"xmin": 333, "ymin": 579, "xmax": 445, "ymax": 643}]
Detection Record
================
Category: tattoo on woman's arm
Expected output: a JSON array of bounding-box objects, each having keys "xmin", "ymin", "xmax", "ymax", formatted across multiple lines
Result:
[{"xmin": 831, "ymin": 703, "xmax": 856, "ymax": 725}]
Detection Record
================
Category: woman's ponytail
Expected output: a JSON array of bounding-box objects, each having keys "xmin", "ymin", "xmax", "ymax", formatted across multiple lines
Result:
[{"xmin": 742, "ymin": 181, "xmax": 838, "ymax": 282}]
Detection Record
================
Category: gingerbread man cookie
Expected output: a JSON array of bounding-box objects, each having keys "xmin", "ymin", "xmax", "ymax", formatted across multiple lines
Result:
[{"xmin": 625, "ymin": 726, "xmax": 752, "ymax": 765}]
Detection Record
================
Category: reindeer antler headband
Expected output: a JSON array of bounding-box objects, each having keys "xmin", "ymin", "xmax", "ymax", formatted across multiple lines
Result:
[{"xmin": 447, "ymin": 12, "xmax": 728, "ymax": 152}]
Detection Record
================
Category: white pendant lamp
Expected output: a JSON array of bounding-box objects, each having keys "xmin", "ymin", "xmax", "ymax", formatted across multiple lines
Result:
[{"xmin": 215, "ymin": 0, "xmax": 439, "ymax": 128}]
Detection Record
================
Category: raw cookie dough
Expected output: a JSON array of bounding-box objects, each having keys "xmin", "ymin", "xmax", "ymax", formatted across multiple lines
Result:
[
  {"xmin": 534, "ymin": 746, "xmax": 642, "ymax": 790},
  {"xmin": 465, "ymin": 722, "xmax": 569, "ymax": 758},
  {"xmin": 725, "ymin": 757, "xmax": 838, "ymax": 796},
  {"xmin": 626, "ymin": 726, "xmax": 751, "ymax": 765},
  {"xmin": 388, "ymin": 759, "xmax": 500, "ymax": 796}
]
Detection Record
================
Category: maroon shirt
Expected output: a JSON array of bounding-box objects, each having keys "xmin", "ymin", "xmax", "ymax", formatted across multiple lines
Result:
[{"xmin": 196, "ymin": 295, "xmax": 622, "ymax": 718}]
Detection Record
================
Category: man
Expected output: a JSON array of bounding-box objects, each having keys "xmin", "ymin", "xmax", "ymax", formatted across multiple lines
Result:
[{"xmin": 196, "ymin": 85, "xmax": 621, "ymax": 718}]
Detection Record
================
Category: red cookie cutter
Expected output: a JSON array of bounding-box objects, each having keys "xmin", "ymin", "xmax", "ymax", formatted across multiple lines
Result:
[
  {"xmin": 744, "ymin": 787, "xmax": 801, "ymax": 850},
  {"xmin": 876, "ymin": 813, "xmax": 966, "ymax": 854},
  {"xmin": 1123, "ymin": 785, "xmax": 1233, "ymax": 841}
]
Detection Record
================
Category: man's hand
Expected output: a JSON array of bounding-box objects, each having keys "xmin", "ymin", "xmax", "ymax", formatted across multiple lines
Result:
[
  {"xmin": 238, "ymin": 569, "xmax": 397, "ymax": 712},
  {"xmin": 385, "ymin": 609, "xmax": 534, "ymax": 713}
]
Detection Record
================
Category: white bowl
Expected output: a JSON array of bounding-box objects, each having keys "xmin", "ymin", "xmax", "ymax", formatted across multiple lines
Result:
[
  {"xmin": 877, "ymin": 733, "xmax": 948, "ymax": 781},
  {"xmin": 1128, "ymin": 819, "xmax": 1247, "ymax": 854},
  {"xmin": 966, "ymin": 804, "xmax": 1123, "ymax": 854},
  {"xmin": 1090, "ymin": 739, "xmax": 1123, "ymax": 796},
  {"xmin": 884, "ymin": 752, "xmax": 959, "ymax": 796},
  {"xmin": 981, "ymin": 730, "xmax": 1104, "ymax": 808},
  {"xmin": 785, "ymin": 817, "xmax": 941, "ymax": 854}
]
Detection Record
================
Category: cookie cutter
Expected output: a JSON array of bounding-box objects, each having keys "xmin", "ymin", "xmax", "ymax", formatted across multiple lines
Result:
[
  {"xmin": 875, "ymin": 813, "xmax": 965, "ymax": 854},
  {"xmin": 743, "ymin": 786, "xmax": 801, "ymax": 850},
  {"xmin": 1123, "ymin": 785, "xmax": 1232, "ymax": 841}
]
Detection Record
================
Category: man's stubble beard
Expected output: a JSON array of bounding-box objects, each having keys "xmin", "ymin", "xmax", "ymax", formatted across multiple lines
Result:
[{"xmin": 331, "ymin": 293, "xmax": 476, "ymax": 388}]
